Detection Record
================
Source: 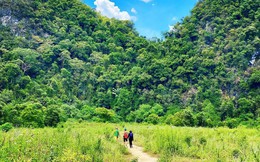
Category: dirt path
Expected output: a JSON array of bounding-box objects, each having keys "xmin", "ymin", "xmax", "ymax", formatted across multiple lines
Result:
[{"xmin": 128, "ymin": 145, "xmax": 158, "ymax": 162}]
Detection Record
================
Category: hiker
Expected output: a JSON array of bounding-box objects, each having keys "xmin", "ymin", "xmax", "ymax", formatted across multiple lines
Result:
[
  {"xmin": 123, "ymin": 128, "xmax": 128, "ymax": 146},
  {"xmin": 128, "ymin": 130, "xmax": 134, "ymax": 148},
  {"xmin": 114, "ymin": 128, "xmax": 119, "ymax": 140}
]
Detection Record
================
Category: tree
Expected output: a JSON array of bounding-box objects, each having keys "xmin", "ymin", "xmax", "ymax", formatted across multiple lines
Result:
[
  {"xmin": 150, "ymin": 104, "xmax": 164, "ymax": 116},
  {"xmin": 0, "ymin": 63, "xmax": 22, "ymax": 89},
  {"xmin": 237, "ymin": 98, "xmax": 254, "ymax": 115},
  {"xmin": 198, "ymin": 100, "xmax": 220, "ymax": 127},
  {"xmin": 114, "ymin": 88, "xmax": 133, "ymax": 118},
  {"xmin": 5, "ymin": 48, "xmax": 40, "ymax": 75},
  {"xmin": 130, "ymin": 104, "xmax": 151, "ymax": 123},
  {"xmin": 249, "ymin": 70, "xmax": 260, "ymax": 88},
  {"xmin": 167, "ymin": 108, "xmax": 195, "ymax": 126},
  {"xmin": 219, "ymin": 99, "xmax": 235, "ymax": 120},
  {"xmin": 44, "ymin": 105, "xmax": 66, "ymax": 127},
  {"xmin": 147, "ymin": 114, "xmax": 160, "ymax": 124},
  {"xmin": 94, "ymin": 107, "xmax": 118, "ymax": 122},
  {"xmin": 20, "ymin": 102, "xmax": 44, "ymax": 127}
]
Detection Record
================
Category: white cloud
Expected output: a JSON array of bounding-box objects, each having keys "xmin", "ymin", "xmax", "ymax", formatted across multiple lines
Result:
[
  {"xmin": 131, "ymin": 8, "xmax": 137, "ymax": 14},
  {"xmin": 172, "ymin": 16, "xmax": 178, "ymax": 21},
  {"xmin": 141, "ymin": 0, "xmax": 152, "ymax": 3},
  {"xmin": 94, "ymin": 0, "xmax": 131, "ymax": 20}
]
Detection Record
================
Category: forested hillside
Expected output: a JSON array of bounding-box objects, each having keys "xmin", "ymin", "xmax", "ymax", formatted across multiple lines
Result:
[{"xmin": 0, "ymin": 0, "xmax": 259, "ymax": 128}]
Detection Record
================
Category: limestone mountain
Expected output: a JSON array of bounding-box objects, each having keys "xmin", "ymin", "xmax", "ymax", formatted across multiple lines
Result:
[{"xmin": 0, "ymin": 0, "xmax": 259, "ymax": 128}]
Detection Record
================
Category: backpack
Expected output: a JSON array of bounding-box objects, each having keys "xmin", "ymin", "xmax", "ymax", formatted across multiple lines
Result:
[
  {"xmin": 124, "ymin": 132, "xmax": 128, "ymax": 138},
  {"xmin": 129, "ymin": 132, "xmax": 133, "ymax": 138}
]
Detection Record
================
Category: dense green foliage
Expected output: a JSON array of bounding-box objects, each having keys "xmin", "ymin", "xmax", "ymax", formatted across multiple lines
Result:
[
  {"xmin": 0, "ymin": 122, "xmax": 13, "ymax": 132},
  {"xmin": 0, "ymin": 0, "xmax": 259, "ymax": 127}
]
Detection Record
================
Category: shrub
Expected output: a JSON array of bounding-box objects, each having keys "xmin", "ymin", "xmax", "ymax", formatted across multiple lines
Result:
[
  {"xmin": 44, "ymin": 105, "xmax": 65, "ymax": 127},
  {"xmin": 169, "ymin": 108, "xmax": 195, "ymax": 126},
  {"xmin": 1, "ymin": 122, "xmax": 13, "ymax": 132},
  {"xmin": 146, "ymin": 114, "xmax": 159, "ymax": 124},
  {"xmin": 94, "ymin": 107, "xmax": 118, "ymax": 122},
  {"xmin": 232, "ymin": 149, "xmax": 240, "ymax": 158},
  {"xmin": 130, "ymin": 158, "xmax": 138, "ymax": 162},
  {"xmin": 199, "ymin": 137, "xmax": 207, "ymax": 146},
  {"xmin": 224, "ymin": 118, "xmax": 240, "ymax": 128},
  {"xmin": 185, "ymin": 136, "xmax": 192, "ymax": 147}
]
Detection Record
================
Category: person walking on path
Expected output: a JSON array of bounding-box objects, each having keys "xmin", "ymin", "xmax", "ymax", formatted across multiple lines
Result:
[
  {"xmin": 123, "ymin": 128, "xmax": 128, "ymax": 146},
  {"xmin": 128, "ymin": 130, "xmax": 134, "ymax": 148},
  {"xmin": 114, "ymin": 128, "xmax": 119, "ymax": 141}
]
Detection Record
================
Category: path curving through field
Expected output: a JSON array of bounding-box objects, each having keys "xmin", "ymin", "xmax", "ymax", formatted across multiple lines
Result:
[{"xmin": 128, "ymin": 145, "xmax": 158, "ymax": 162}]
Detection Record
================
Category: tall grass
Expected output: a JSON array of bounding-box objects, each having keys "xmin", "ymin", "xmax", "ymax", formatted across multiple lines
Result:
[
  {"xmin": 0, "ymin": 122, "xmax": 130, "ymax": 161},
  {"xmin": 0, "ymin": 122, "xmax": 259, "ymax": 162},
  {"xmin": 130, "ymin": 124, "xmax": 260, "ymax": 162}
]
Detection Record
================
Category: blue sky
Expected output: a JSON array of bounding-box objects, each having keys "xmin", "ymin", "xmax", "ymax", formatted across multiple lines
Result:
[{"xmin": 83, "ymin": 0, "xmax": 197, "ymax": 39}]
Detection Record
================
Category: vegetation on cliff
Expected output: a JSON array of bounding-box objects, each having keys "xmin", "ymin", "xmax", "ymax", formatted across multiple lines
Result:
[{"xmin": 0, "ymin": 0, "xmax": 259, "ymax": 127}]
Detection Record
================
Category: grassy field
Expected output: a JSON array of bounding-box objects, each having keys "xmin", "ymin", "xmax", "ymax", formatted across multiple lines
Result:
[
  {"xmin": 0, "ymin": 121, "xmax": 259, "ymax": 162},
  {"xmin": 131, "ymin": 125, "xmax": 260, "ymax": 162},
  {"xmin": 0, "ymin": 122, "xmax": 131, "ymax": 162}
]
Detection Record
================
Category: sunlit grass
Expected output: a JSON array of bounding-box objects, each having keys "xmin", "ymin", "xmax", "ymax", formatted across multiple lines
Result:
[
  {"xmin": 129, "ymin": 124, "xmax": 260, "ymax": 162},
  {"xmin": 0, "ymin": 122, "xmax": 259, "ymax": 161},
  {"xmin": 0, "ymin": 122, "xmax": 130, "ymax": 161}
]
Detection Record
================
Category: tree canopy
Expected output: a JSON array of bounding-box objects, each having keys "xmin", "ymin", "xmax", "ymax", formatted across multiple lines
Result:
[{"xmin": 0, "ymin": 0, "xmax": 259, "ymax": 128}]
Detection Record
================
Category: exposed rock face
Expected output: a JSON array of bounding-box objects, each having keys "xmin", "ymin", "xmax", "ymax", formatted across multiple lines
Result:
[
  {"xmin": 1, "ymin": 15, "xmax": 18, "ymax": 26},
  {"xmin": 0, "ymin": 6, "xmax": 26, "ymax": 36},
  {"xmin": 0, "ymin": 6, "xmax": 13, "ymax": 25},
  {"xmin": 0, "ymin": 14, "xmax": 24, "ymax": 36},
  {"xmin": 0, "ymin": 1, "xmax": 48, "ymax": 37}
]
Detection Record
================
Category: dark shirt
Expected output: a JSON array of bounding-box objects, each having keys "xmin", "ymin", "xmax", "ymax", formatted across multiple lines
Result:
[{"xmin": 128, "ymin": 132, "xmax": 134, "ymax": 141}]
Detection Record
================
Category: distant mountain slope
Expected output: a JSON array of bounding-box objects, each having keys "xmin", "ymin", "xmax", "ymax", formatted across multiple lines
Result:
[{"xmin": 0, "ymin": 0, "xmax": 259, "ymax": 128}]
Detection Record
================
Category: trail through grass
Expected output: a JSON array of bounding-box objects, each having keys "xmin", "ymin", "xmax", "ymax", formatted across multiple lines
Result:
[
  {"xmin": 0, "ymin": 122, "xmax": 259, "ymax": 162},
  {"xmin": 129, "ymin": 125, "xmax": 260, "ymax": 162},
  {"xmin": 128, "ymin": 145, "xmax": 157, "ymax": 162}
]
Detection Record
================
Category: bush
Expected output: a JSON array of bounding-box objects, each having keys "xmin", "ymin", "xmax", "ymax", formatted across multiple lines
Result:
[
  {"xmin": 44, "ymin": 105, "xmax": 66, "ymax": 127},
  {"xmin": 167, "ymin": 108, "xmax": 195, "ymax": 126},
  {"xmin": 94, "ymin": 107, "xmax": 118, "ymax": 122},
  {"xmin": 185, "ymin": 136, "xmax": 192, "ymax": 147},
  {"xmin": 1, "ymin": 122, "xmax": 13, "ymax": 132},
  {"xmin": 224, "ymin": 118, "xmax": 240, "ymax": 128},
  {"xmin": 146, "ymin": 114, "xmax": 159, "ymax": 124},
  {"xmin": 199, "ymin": 137, "xmax": 207, "ymax": 146},
  {"xmin": 232, "ymin": 149, "xmax": 240, "ymax": 158}
]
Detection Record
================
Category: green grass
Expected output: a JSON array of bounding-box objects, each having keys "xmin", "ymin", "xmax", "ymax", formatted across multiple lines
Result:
[
  {"xmin": 0, "ymin": 122, "xmax": 130, "ymax": 161},
  {"xmin": 129, "ymin": 124, "xmax": 260, "ymax": 162},
  {"xmin": 0, "ymin": 122, "xmax": 259, "ymax": 162}
]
